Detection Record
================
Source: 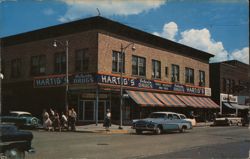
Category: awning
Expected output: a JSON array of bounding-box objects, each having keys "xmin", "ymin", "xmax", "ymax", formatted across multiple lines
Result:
[
  {"xmin": 223, "ymin": 102, "xmax": 250, "ymax": 110},
  {"xmin": 126, "ymin": 91, "xmax": 164, "ymax": 106},
  {"xmin": 154, "ymin": 93, "xmax": 186, "ymax": 107},
  {"xmin": 177, "ymin": 95, "xmax": 219, "ymax": 108}
]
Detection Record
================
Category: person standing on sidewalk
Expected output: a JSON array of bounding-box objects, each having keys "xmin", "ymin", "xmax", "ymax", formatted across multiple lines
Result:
[
  {"xmin": 103, "ymin": 109, "xmax": 111, "ymax": 131},
  {"xmin": 71, "ymin": 108, "xmax": 77, "ymax": 131}
]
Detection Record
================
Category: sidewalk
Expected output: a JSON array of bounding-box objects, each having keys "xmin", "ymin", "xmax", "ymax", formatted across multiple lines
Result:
[
  {"xmin": 76, "ymin": 124, "xmax": 132, "ymax": 134},
  {"xmin": 75, "ymin": 122, "xmax": 213, "ymax": 134}
]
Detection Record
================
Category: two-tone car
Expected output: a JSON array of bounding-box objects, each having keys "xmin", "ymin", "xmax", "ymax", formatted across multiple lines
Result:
[
  {"xmin": 132, "ymin": 112, "xmax": 192, "ymax": 135},
  {"xmin": 1, "ymin": 111, "xmax": 41, "ymax": 129}
]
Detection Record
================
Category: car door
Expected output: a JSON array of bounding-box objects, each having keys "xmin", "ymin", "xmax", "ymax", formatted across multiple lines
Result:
[{"xmin": 163, "ymin": 114, "xmax": 179, "ymax": 130}]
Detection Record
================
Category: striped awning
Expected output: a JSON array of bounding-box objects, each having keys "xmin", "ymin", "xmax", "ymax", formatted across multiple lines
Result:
[
  {"xmin": 154, "ymin": 93, "xmax": 186, "ymax": 107},
  {"xmin": 177, "ymin": 95, "xmax": 219, "ymax": 109},
  {"xmin": 126, "ymin": 91, "xmax": 164, "ymax": 106}
]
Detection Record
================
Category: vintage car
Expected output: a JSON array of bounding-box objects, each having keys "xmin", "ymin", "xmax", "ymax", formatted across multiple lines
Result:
[
  {"xmin": 1, "ymin": 111, "xmax": 41, "ymax": 129},
  {"xmin": 178, "ymin": 113, "xmax": 197, "ymax": 126},
  {"xmin": 213, "ymin": 114, "xmax": 243, "ymax": 126},
  {"xmin": 132, "ymin": 112, "xmax": 192, "ymax": 135},
  {"xmin": 0, "ymin": 124, "xmax": 35, "ymax": 159}
]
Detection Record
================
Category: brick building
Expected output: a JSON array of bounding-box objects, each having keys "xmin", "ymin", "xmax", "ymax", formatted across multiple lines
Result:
[
  {"xmin": 1, "ymin": 16, "xmax": 218, "ymax": 124},
  {"xmin": 210, "ymin": 60, "xmax": 250, "ymax": 116}
]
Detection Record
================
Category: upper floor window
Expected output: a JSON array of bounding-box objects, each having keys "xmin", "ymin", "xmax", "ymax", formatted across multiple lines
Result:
[
  {"xmin": 185, "ymin": 67, "xmax": 194, "ymax": 84},
  {"xmin": 112, "ymin": 51, "xmax": 124, "ymax": 73},
  {"xmin": 132, "ymin": 55, "xmax": 146, "ymax": 76},
  {"xmin": 31, "ymin": 55, "xmax": 46, "ymax": 76},
  {"xmin": 226, "ymin": 79, "xmax": 231, "ymax": 93},
  {"xmin": 11, "ymin": 58, "xmax": 21, "ymax": 78},
  {"xmin": 222, "ymin": 78, "xmax": 226, "ymax": 92},
  {"xmin": 199, "ymin": 70, "xmax": 205, "ymax": 86},
  {"xmin": 165, "ymin": 65, "xmax": 168, "ymax": 78},
  {"xmin": 75, "ymin": 49, "xmax": 89, "ymax": 72},
  {"xmin": 171, "ymin": 64, "xmax": 179, "ymax": 82},
  {"xmin": 231, "ymin": 80, "xmax": 235, "ymax": 93},
  {"xmin": 152, "ymin": 60, "xmax": 161, "ymax": 79},
  {"xmin": 54, "ymin": 52, "xmax": 66, "ymax": 74}
]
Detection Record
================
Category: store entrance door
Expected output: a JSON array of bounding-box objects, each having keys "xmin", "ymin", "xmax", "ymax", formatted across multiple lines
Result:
[{"xmin": 79, "ymin": 100, "xmax": 107, "ymax": 121}]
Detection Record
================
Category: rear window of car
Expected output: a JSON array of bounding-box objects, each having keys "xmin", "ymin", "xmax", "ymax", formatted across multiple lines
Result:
[{"xmin": 179, "ymin": 115, "xmax": 186, "ymax": 119}]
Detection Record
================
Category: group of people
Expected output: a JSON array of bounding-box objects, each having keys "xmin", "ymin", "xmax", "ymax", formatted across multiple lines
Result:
[{"xmin": 42, "ymin": 107, "xmax": 77, "ymax": 132}]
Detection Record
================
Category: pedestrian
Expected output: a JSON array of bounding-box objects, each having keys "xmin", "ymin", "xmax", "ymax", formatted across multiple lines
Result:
[
  {"xmin": 42, "ymin": 109, "xmax": 49, "ymax": 129},
  {"xmin": 103, "ymin": 109, "xmax": 111, "ymax": 131},
  {"xmin": 61, "ymin": 112, "xmax": 68, "ymax": 130},
  {"xmin": 53, "ymin": 111, "xmax": 61, "ymax": 131},
  {"xmin": 42, "ymin": 109, "xmax": 52, "ymax": 131},
  {"xmin": 71, "ymin": 108, "xmax": 77, "ymax": 131}
]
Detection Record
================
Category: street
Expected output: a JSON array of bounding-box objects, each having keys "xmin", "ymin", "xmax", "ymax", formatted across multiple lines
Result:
[{"xmin": 25, "ymin": 126, "xmax": 250, "ymax": 159}]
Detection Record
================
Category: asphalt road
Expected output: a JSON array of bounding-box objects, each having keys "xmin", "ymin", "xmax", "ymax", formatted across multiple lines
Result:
[{"xmin": 26, "ymin": 126, "xmax": 250, "ymax": 159}]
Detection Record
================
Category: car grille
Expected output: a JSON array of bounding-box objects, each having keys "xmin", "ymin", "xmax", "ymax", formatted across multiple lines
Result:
[{"xmin": 135, "ymin": 121, "xmax": 148, "ymax": 128}]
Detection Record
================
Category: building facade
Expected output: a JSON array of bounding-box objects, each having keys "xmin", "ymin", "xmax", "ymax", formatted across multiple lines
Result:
[
  {"xmin": 1, "ymin": 16, "xmax": 218, "ymax": 124},
  {"xmin": 210, "ymin": 60, "xmax": 250, "ymax": 116}
]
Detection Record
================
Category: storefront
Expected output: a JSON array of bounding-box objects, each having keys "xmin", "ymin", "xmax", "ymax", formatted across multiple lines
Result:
[{"xmin": 34, "ymin": 72, "xmax": 219, "ymax": 124}]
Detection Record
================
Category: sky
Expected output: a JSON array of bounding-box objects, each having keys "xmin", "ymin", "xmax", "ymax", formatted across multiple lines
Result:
[{"xmin": 0, "ymin": 0, "xmax": 249, "ymax": 64}]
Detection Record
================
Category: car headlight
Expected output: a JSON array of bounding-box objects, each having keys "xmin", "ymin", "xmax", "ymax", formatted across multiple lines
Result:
[{"xmin": 147, "ymin": 122, "xmax": 155, "ymax": 128}]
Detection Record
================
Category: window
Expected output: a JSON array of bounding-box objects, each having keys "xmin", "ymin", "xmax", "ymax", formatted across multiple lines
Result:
[
  {"xmin": 75, "ymin": 49, "xmax": 89, "ymax": 72},
  {"xmin": 31, "ymin": 55, "xmax": 46, "ymax": 76},
  {"xmin": 222, "ymin": 78, "xmax": 226, "ymax": 92},
  {"xmin": 152, "ymin": 60, "xmax": 161, "ymax": 79},
  {"xmin": 11, "ymin": 58, "xmax": 21, "ymax": 78},
  {"xmin": 165, "ymin": 66, "xmax": 168, "ymax": 78},
  {"xmin": 231, "ymin": 80, "xmax": 235, "ymax": 93},
  {"xmin": 199, "ymin": 70, "xmax": 205, "ymax": 86},
  {"xmin": 171, "ymin": 64, "xmax": 179, "ymax": 82},
  {"xmin": 172, "ymin": 114, "xmax": 180, "ymax": 120},
  {"xmin": 226, "ymin": 79, "xmax": 230, "ymax": 93},
  {"xmin": 185, "ymin": 67, "xmax": 194, "ymax": 84},
  {"xmin": 112, "ymin": 51, "xmax": 124, "ymax": 73},
  {"xmin": 132, "ymin": 55, "xmax": 146, "ymax": 76},
  {"xmin": 54, "ymin": 52, "xmax": 66, "ymax": 74}
]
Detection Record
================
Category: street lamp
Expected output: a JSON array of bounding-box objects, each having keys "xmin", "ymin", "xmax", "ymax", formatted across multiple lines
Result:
[
  {"xmin": 53, "ymin": 40, "xmax": 69, "ymax": 112},
  {"xmin": 119, "ymin": 42, "xmax": 136, "ymax": 129}
]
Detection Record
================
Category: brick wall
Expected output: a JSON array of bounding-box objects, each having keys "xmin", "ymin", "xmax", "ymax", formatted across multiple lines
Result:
[{"xmin": 98, "ymin": 32, "xmax": 210, "ymax": 87}]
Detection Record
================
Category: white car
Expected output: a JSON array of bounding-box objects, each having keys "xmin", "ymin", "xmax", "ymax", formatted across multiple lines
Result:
[
  {"xmin": 178, "ymin": 114, "xmax": 197, "ymax": 126},
  {"xmin": 1, "ymin": 111, "xmax": 41, "ymax": 129},
  {"xmin": 132, "ymin": 112, "xmax": 192, "ymax": 135}
]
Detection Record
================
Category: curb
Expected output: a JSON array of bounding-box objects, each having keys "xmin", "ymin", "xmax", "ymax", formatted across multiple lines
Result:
[{"xmin": 76, "ymin": 128, "xmax": 131, "ymax": 134}]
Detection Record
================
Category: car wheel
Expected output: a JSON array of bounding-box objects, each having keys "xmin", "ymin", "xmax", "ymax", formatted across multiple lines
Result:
[
  {"xmin": 154, "ymin": 126, "xmax": 162, "ymax": 135},
  {"xmin": 136, "ymin": 129, "xmax": 142, "ymax": 134},
  {"xmin": 179, "ymin": 126, "xmax": 186, "ymax": 133},
  {"xmin": 4, "ymin": 148, "xmax": 25, "ymax": 159}
]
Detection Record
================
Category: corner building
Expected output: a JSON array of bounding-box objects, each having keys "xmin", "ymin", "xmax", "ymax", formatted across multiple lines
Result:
[{"xmin": 1, "ymin": 16, "xmax": 218, "ymax": 124}]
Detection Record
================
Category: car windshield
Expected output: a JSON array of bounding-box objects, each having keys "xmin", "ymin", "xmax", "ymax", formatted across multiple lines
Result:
[{"xmin": 149, "ymin": 113, "xmax": 167, "ymax": 119}]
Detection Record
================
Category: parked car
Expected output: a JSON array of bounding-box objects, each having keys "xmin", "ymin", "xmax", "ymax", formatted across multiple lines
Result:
[
  {"xmin": 1, "ymin": 111, "xmax": 41, "ymax": 129},
  {"xmin": 0, "ymin": 124, "xmax": 35, "ymax": 159},
  {"xmin": 213, "ymin": 114, "xmax": 243, "ymax": 126},
  {"xmin": 132, "ymin": 112, "xmax": 192, "ymax": 135},
  {"xmin": 178, "ymin": 113, "xmax": 197, "ymax": 126}
]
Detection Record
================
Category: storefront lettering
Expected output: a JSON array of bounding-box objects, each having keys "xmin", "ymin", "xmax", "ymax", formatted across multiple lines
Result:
[
  {"xmin": 173, "ymin": 84, "xmax": 185, "ymax": 92},
  {"xmin": 34, "ymin": 77, "xmax": 65, "ymax": 87},
  {"xmin": 138, "ymin": 79, "xmax": 153, "ymax": 89},
  {"xmin": 34, "ymin": 73, "xmax": 207, "ymax": 96},
  {"xmin": 73, "ymin": 74, "xmax": 94, "ymax": 84},
  {"xmin": 100, "ymin": 75, "xmax": 135, "ymax": 86}
]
